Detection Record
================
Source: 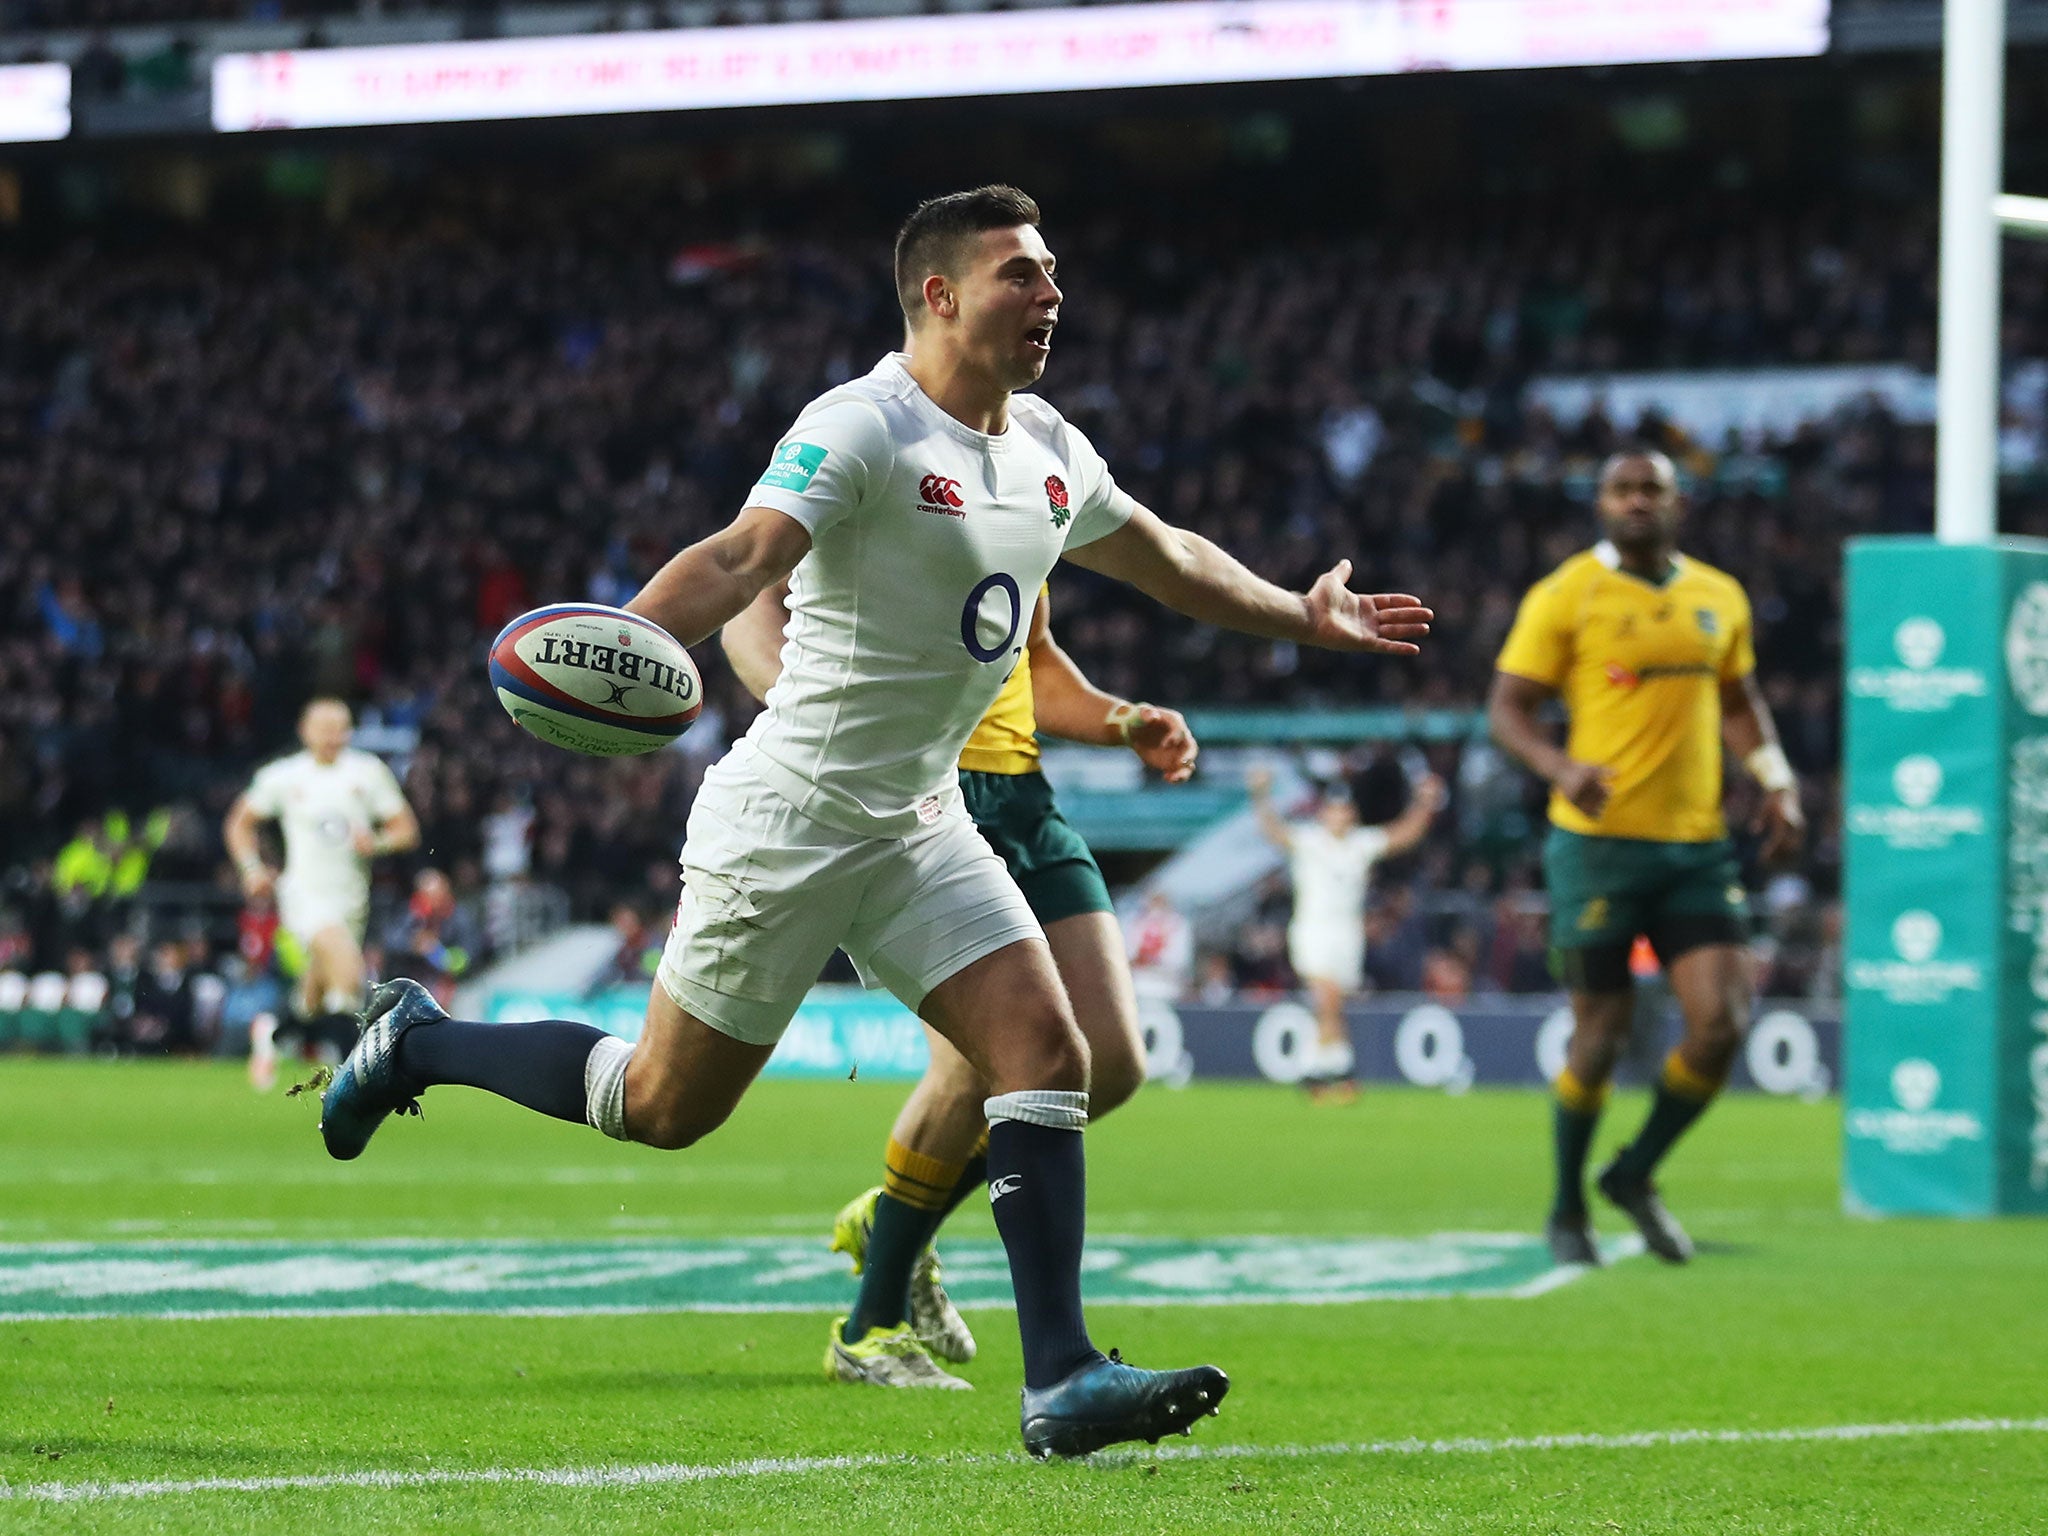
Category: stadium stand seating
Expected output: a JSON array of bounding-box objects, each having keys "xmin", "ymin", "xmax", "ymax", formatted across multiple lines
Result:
[{"xmin": 8, "ymin": 163, "xmax": 2040, "ymax": 1027}]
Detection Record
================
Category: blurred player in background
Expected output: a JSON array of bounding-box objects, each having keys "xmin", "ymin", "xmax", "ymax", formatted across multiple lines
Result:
[
  {"xmin": 1488, "ymin": 449, "xmax": 1803, "ymax": 1267},
  {"xmin": 318, "ymin": 185, "xmax": 1430, "ymax": 1457},
  {"xmin": 724, "ymin": 580, "xmax": 1196, "ymax": 1387},
  {"xmin": 1247, "ymin": 764, "xmax": 1442, "ymax": 1099},
  {"xmin": 224, "ymin": 698, "xmax": 419, "ymax": 1082}
]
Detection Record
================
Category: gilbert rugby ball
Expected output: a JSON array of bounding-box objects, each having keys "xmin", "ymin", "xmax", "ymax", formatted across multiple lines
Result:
[{"xmin": 489, "ymin": 603, "xmax": 702, "ymax": 756}]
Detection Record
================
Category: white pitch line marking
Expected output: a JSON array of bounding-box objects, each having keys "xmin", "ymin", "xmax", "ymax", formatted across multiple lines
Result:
[{"xmin": 4, "ymin": 1416, "xmax": 2043, "ymax": 1504}]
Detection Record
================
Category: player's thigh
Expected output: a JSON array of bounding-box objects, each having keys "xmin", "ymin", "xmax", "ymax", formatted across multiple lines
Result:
[
  {"xmin": 626, "ymin": 982, "xmax": 777, "ymax": 1149},
  {"xmin": 1289, "ymin": 922, "xmax": 1364, "ymax": 998},
  {"xmin": 917, "ymin": 935, "xmax": 1086, "ymax": 1096},
  {"xmin": 654, "ymin": 777, "xmax": 857, "ymax": 1051},
  {"xmin": 1544, "ymin": 827, "xmax": 1652, "ymax": 1006},
  {"xmin": 1043, "ymin": 910, "xmax": 1145, "ymax": 1112},
  {"xmin": 303, "ymin": 922, "xmax": 367, "ymax": 992},
  {"xmin": 1644, "ymin": 841, "xmax": 1750, "ymax": 989}
]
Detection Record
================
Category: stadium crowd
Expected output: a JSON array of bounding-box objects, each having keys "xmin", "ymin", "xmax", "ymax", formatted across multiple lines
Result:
[{"xmin": 4, "ymin": 168, "xmax": 2022, "ymax": 1038}]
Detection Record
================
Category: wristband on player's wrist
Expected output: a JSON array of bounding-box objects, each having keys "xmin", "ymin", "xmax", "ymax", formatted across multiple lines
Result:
[
  {"xmin": 1744, "ymin": 743, "xmax": 1796, "ymax": 795},
  {"xmin": 237, "ymin": 859, "xmax": 264, "ymax": 879},
  {"xmin": 1105, "ymin": 702, "xmax": 1146, "ymax": 745}
]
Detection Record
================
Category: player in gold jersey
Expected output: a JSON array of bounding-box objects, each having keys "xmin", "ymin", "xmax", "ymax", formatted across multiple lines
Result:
[
  {"xmin": 1488, "ymin": 449, "xmax": 1804, "ymax": 1267},
  {"xmin": 724, "ymin": 579, "xmax": 1197, "ymax": 1385}
]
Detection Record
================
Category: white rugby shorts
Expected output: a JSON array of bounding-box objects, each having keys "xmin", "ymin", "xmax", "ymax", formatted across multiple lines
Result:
[
  {"xmin": 658, "ymin": 763, "xmax": 1043, "ymax": 1045},
  {"xmin": 277, "ymin": 878, "xmax": 370, "ymax": 949},
  {"xmin": 1287, "ymin": 920, "xmax": 1365, "ymax": 994}
]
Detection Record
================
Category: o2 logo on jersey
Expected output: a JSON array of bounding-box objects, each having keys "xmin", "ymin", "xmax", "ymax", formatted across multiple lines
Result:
[{"xmin": 960, "ymin": 574, "xmax": 1023, "ymax": 663}]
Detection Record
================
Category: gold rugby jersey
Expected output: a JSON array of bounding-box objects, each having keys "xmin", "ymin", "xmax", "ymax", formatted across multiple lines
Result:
[{"xmin": 1496, "ymin": 544, "xmax": 1755, "ymax": 842}]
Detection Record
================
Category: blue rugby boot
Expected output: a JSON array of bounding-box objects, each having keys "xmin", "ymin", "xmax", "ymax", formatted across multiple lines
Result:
[
  {"xmin": 319, "ymin": 979, "xmax": 444, "ymax": 1161},
  {"xmin": 1019, "ymin": 1349, "xmax": 1229, "ymax": 1459}
]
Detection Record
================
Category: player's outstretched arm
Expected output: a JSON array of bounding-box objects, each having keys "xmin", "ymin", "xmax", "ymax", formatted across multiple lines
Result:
[
  {"xmin": 1721, "ymin": 673, "xmax": 1805, "ymax": 862},
  {"xmin": 1381, "ymin": 774, "xmax": 1446, "ymax": 857},
  {"xmin": 721, "ymin": 577, "xmax": 795, "ymax": 706},
  {"xmin": 222, "ymin": 794, "xmax": 274, "ymax": 901},
  {"xmin": 1060, "ymin": 504, "xmax": 1430, "ymax": 654},
  {"xmin": 1487, "ymin": 670, "xmax": 1611, "ymax": 821},
  {"xmin": 1028, "ymin": 590, "xmax": 1199, "ymax": 783},
  {"xmin": 1243, "ymin": 766, "xmax": 1292, "ymax": 851},
  {"xmin": 626, "ymin": 506, "xmax": 813, "ymax": 649}
]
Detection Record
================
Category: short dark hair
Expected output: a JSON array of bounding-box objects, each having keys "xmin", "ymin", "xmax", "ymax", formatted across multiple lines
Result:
[
  {"xmin": 893, "ymin": 185, "xmax": 1042, "ymax": 325},
  {"xmin": 1598, "ymin": 447, "xmax": 1677, "ymax": 486}
]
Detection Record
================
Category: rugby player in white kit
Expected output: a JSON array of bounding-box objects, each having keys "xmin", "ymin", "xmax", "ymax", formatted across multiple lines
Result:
[
  {"xmin": 316, "ymin": 187, "xmax": 1432, "ymax": 1458},
  {"xmin": 224, "ymin": 698, "xmax": 420, "ymax": 1065},
  {"xmin": 1249, "ymin": 765, "xmax": 1441, "ymax": 1096}
]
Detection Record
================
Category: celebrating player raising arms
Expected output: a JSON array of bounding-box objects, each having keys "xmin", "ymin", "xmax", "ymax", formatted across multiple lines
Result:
[
  {"xmin": 725, "ymin": 578, "xmax": 1197, "ymax": 1388},
  {"xmin": 1488, "ymin": 449, "xmax": 1803, "ymax": 1268},
  {"xmin": 316, "ymin": 185, "xmax": 1430, "ymax": 1457}
]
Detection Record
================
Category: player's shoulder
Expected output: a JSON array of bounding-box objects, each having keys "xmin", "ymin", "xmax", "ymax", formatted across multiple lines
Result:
[
  {"xmin": 1526, "ymin": 547, "xmax": 1608, "ymax": 600},
  {"xmin": 253, "ymin": 748, "xmax": 311, "ymax": 781},
  {"xmin": 1675, "ymin": 553, "xmax": 1750, "ymax": 604},
  {"xmin": 1008, "ymin": 392, "xmax": 1086, "ymax": 455},
  {"xmin": 789, "ymin": 371, "xmax": 897, "ymax": 441},
  {"xmin": 340, "ymin": 747, "xmax": 394, "ymax": 777}
]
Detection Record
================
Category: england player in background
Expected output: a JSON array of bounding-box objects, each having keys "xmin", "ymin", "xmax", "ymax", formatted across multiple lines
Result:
[
  {"xmin": 224, "ymin": 698, "xmax": 419, "ymax": 1078},
  {"xmin": 1248, "ymin": 764, "xmax": 1442, "ymax": 1099},
  {"xmin": 316, "ymin": 185, "xmax": 1431, "ymax": 1458}
]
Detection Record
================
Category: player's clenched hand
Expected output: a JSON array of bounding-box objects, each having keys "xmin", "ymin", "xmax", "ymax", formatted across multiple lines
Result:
[
  {"xmin": 1302, "ymin": 562, "xmax": 1432, "ymax": 654},
  {"xmin": 240, "ymin": 866, "xmax": 275, "ymax": 902},
  {"xmin": 1554, "ymin": 759, "xmax": 1612, "ymax": 820},
  {"xmin": 1126, "ymin": 705, "xmax": 1199, "ymax": 784},
  {"xmin": 351, "ymin": 826, "xmax": 378, "ymax": 858},
  {"xmin": 1755, "ymin": 787, "xmax": 1806, "ymax": 864}
]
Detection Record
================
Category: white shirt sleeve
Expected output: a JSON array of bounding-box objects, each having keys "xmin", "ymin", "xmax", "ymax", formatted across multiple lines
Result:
[
  {"xmin": 362, "ymin": 756, "xmax": 408, "ymax": 822},
  {"xmin": 243, "ymin": 761, "xmax": 285, "ymax": 818},
  {"xmin": 1057, "ymin": 419, "xmax": 1137, "ymax": 550},
  {"xmin": 743, "ymin": 398, "xmax": 892, "ymax": 539},
  {"xmin": 1353, "ymin": 827, "xmax": 1393, "ymax": 866}
]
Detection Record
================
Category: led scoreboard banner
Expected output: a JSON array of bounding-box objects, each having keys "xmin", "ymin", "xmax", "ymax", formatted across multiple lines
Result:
[
  {"xmin": 0, "ymin": 63, "xmax": 70, "ymax": 143},
  {"xmin": 212, "ymin": 0, "xmax": 1830, "ymax": 134}
]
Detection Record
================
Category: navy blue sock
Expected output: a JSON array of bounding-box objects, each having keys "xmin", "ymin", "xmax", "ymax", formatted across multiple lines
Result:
[
  {"xmin": 986, "ymin": 1120, "xmax": 1104, "ymax": 1390},
  {"xmin": 845, "ymin": 1192, "xmax": 938, "ymax": 1340},
  {"xmin": 395, "ymin": 1019, "xmax": 606, "ymax": 1125}
]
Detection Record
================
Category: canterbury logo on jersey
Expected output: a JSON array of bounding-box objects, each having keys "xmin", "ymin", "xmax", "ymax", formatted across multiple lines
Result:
[
  {"xmin": 918, "ymin": 473, "xmax": 966, "ymax": 516},
  {"xmin": 989, "ymin": 1174, "xmax": 1023, "ymax": 1202}
]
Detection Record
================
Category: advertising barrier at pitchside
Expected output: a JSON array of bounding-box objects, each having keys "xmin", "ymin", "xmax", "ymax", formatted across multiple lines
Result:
[
  {"xmin": 481, "ymin": 984, "xmax": 1841, "ymax": 1097},
  {"xmin": 1844, "ymin": 539, "xmax": 2048, "ymax": 1216},
  {"xmin": 213, "ymin": 0, "xmax": 1829, "ymax": 133}
]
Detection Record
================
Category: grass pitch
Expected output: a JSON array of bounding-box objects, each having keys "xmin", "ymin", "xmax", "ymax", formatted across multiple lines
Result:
[{"xmin": 3, "ymin": 1060, "xmax": 2044, "ymax": 1533}]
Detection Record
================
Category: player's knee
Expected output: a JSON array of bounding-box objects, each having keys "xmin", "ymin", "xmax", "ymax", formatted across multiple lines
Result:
[
  {"xmin": 622, "ymin": 1059, "xmax": 733, "ymax": 1151},
  {"xmin": 995, "ymin": 1007, "xmax": 1089, "ymax": 1096},
  {"xmin": 1084, "ymin": 1032, "xmax": 1145, "ymax": 1116},
  {"xmin": 1690, "ymin": 1009, "xmax": 1743, "ymax": 1067},
  {"xmin": 631, "ymin": 1098, "xmax": 731, "ymax": 1151}
]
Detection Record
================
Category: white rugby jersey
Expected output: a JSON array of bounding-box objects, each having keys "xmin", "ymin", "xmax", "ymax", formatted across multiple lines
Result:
[
  {"xmin": 243, "ymin": 748, "xmax": 408, "ymax": 898},
  {"xmin": 1287, "ymin": 823, "xmax": 1392, "ymax": 930},
  {"xmin": 735, "ymin": 354, "xmax": 1135, "ymax": 836}
]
